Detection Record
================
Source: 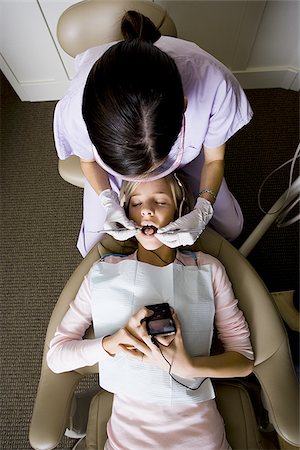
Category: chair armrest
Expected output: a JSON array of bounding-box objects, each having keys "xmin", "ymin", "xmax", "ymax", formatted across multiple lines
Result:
[
  {"xmin": 254, "ymin": 339, "xmax": 300, "ymax": 447},
  {"xmin": 29, "ymin": 362, "xmax": 82, "ymax": 450}
]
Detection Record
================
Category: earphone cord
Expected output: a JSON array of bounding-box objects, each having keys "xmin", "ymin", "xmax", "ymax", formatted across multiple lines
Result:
[
  {"xmin": 155, "ymin": 340, "xmax": 208, "ymax": 391},
  {"xmin": 150, "ymin": 248, "xmax": 208, "ymax": 390}
]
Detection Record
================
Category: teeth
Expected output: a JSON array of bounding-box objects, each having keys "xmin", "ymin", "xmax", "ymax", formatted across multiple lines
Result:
[{"xmin": 141, "ymin": 225, "xmax": 158, "ymax": 236}]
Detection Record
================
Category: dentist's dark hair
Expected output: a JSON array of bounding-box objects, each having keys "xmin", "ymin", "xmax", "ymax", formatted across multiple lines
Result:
[{"xmin": 82, "ymin": 10, "xmax": 184, "ymax": 176}]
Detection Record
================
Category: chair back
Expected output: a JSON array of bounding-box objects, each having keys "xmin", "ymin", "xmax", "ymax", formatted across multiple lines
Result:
[
  {"xmin": 35, "ymin": 229, "xmax": 299, "ymax": 447},
  {"xmin": 46, "ymin": 229, "xmax": 287, "ymax": 369}
]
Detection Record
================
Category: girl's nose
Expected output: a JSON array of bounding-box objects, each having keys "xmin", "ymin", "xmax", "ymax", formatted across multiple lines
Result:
[{"xmin": 141, "ymin": 204, "xmax": 154, "ymax": 216}]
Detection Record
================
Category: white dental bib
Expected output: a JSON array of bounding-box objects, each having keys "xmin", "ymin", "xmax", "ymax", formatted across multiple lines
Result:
[{"xmin": 90, "ymin": 252, "xmax": 215, "ymax": 405}]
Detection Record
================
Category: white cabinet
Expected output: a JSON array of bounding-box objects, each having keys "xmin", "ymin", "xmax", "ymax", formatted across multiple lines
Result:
[
  {"xmin": 0, "ymin": 0, "xmax": 299, "ymax": 102},
  {"xmin": 38, "ymin": 0, "xmax": 76, "ymax": 80},
  {"xmin": 0, "ymin": 0, "xmax": 74, "ymax": 101}
]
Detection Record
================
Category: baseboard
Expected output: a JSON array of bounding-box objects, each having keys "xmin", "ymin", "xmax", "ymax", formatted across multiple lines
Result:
[{"xmin": 234, "ymin": 67, "xmax": 299, "ymax": 91}]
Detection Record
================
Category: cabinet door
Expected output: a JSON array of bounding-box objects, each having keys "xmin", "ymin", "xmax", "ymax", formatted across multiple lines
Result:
[
  {"xmin": 38, "ymin": 0, "xmax": 77, "ymax": 80},
  {"xmin": 0, "ymin": 0, "xmax": 69, "ymax": 101}
]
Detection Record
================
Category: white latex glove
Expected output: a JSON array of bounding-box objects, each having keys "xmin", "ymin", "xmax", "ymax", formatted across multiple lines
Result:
[
  {"xmin": 99, "ymin": 189, "xmax": 137, "ymax": 240},
  {"xmin": 156, "ymin": 197, "xmax": 213, "ymax": 247}
]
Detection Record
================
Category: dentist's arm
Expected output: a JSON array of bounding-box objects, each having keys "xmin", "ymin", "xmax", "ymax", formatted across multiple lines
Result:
[
  {"xmin": 199, "ymin": 144, "xmax": 225, "ymax": 203},
  {"xmin": 156, "ymin": 144, "xmax": 225, "ymax": 247},
  {"xmin": 80, "ymin": 159, "xmax": 110, "ymax": 194},
  {"xmin": 80, "ymin": 159, "xmax": 137, "ymax": 239}
]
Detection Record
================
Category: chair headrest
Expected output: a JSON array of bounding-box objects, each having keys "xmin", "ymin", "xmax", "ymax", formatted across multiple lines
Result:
[{"xmin": 57, "ymin": 1, "xmax": 177, "ymax": 57}]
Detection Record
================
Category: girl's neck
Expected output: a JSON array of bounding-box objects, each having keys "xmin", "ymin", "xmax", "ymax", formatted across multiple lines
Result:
[{"xmin": 137, "ymin": 244, "xmax": 176, "ymax": 267}]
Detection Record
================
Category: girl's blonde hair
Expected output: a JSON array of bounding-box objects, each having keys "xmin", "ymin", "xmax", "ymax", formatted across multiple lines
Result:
[{"xmin": 119, "ymin": 172, "xmax": 194, "ymax": 220}]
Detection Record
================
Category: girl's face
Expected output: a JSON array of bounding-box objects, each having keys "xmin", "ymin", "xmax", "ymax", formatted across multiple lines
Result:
[{"xmin": 128, "ymin": 179, "xmax": 176, "ymax": 250}]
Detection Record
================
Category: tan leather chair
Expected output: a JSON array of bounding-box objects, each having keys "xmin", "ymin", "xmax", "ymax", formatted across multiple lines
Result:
[
  {"xmin": 56, "ymin": 0, "xmax": 177, "ymax": 187},
  {"xmin": 29, "ymin": 228, "xmax": 299, "ymax": 450}
]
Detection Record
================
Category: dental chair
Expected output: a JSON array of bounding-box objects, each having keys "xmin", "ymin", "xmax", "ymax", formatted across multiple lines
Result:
[
  {"xmin": 29, "ymin": 2, "xmax": 299, "ymax": 449},
  {"xmin": 29, "ymin": 228, "xmax": 299, "ymax": 450}
]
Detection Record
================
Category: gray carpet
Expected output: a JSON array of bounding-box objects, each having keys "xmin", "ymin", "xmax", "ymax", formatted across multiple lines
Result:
[{"xmin": 0, "ymin": 71, "xmax": 299, "ymax": 450}]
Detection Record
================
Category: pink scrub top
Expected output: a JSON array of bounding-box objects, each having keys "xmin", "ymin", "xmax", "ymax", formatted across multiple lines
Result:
[{"xmin": 53, "ymin": 37, "xmax": 253, "ymax": 255}]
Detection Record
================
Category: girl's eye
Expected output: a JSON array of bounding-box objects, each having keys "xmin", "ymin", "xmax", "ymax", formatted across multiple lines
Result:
[
  {"xmin": 156, "ymin": 202, "xmax": 166, "ymax": 206},
  {"xmin": 131, "ymin": 202, "xmax": 142, "ymax": 207}
]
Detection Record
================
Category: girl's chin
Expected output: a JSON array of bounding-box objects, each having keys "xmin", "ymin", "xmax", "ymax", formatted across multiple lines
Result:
[{"xmin": 136, "ymin": 236, "xmax": 164, "ymax": 250}]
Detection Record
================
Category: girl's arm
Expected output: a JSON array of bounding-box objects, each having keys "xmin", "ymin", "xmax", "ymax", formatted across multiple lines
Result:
[
  {"xmin": 80, "ymin": 159, "xmax": 111, "ymax": 194},
  {"xmin": 158, "ymin": 313, "xmax": 253, "ymax": 380},
  {"xmin": 192, "ymin": 351, "xmax": 254, "ymax": 378},
  {"xmin": 47, "ymin": 275, "xmax": 107, "ymax": 373},
  {"xmin": 47, "ymin": 276, "xmax": 152, "ymax": 374},
  {"xmin": 154, "ymin": 257, "xmax": 254, "ymax": 379}
]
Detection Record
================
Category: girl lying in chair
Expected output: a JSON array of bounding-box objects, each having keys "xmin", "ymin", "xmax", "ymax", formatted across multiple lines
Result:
[{"xmin": 47, "ymin": 173, "xmax": 254, "ymax": 450}]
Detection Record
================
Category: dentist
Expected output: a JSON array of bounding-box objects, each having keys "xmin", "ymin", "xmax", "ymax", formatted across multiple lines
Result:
[{"xmin": 54, "ymin": 10, "xmax": 253, "ymax": 256}]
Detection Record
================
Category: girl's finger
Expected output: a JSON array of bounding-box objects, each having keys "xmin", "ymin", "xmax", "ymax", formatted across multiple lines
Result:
[
  {"xmin": 119, "ymin": 345, "xmax": 145, "ymax": 361},
  {"xmin": 129, "ymin": 307, "xmax": 154, "ymax": 328},
  {"xmin": 171, "ymin": 312, "xmax": 182, "ymax": 334},
  {"xmin": 121, "ymin": 329, "xmax": 151, "ymax": 354},
  {"xmin": 155, "ymin": 334, "xmax": 175, "ymax": 347}
]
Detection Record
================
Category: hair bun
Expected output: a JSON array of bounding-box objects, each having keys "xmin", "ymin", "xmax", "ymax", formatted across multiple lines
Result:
[{"xmin": 121, "ymin": 10, "xmax": 161, "ymax": 43}]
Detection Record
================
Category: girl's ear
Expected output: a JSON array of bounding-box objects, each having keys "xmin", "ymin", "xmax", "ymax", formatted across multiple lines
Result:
[
  {"xmin": 181, "ymin": 201, "xmax": 190, "ymax": 217},
  {"xmin": 124, "ymin": 202, "xmax": 130, "ymax": 218},
  {"xmin": 184, "ymin": 96, "xmax": 188, "ymax": 111}
]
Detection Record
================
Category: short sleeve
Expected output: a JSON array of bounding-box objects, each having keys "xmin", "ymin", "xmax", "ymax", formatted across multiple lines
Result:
[
  {"xmin": 156, "ymin": 37, "xmax": 253, "ymax": 153},
  {"xmin": 203, "ymin": 73, "xmax": 253, "ymax": 149},
  {"xmin": 53, "ymin": 42, "xmax": 118, "ymax": 161},
  {"xmin": 53, "ymin": 91, "xmax": 94, "ymax": 161}
]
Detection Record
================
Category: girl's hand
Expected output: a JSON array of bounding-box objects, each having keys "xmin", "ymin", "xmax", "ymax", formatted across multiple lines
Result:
[
  {"xmin": 126, "ymin": 310, "xmax": 193, "ymax": 376},
  {"xmin": 156, "ymin": 313, "xmax": 194, "ymax": 379},
  {"xmin": 102, "ymin": 307, "xmax": 154, "ymax": 358},
  {"xmin": 103, "ymin": 307, "xmax": 175, "ymax": 372},
  {"xmin": 103, "ymin": 308, "xmax": 192, "ymax": 377}
]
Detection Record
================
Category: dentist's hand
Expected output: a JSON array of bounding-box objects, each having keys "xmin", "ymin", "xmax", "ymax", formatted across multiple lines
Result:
[
  {"xmin": 99, "ymin": 189, "xmax": 137, "ymax": 240},
  {"xmin": 156, "ymin": 197, "xmax": 213, "ymax": 247}
]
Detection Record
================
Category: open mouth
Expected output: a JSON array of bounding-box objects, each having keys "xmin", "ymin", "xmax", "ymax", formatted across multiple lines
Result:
[{"xmin": 141, "ymin": 225, "xmax": 158, "ymax": 236}]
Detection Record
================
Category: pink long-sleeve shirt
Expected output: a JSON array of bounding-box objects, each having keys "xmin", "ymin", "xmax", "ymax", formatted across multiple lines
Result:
[{"xmin": 47, "ymin": 250, "xmax": 253, "ymax": 449}]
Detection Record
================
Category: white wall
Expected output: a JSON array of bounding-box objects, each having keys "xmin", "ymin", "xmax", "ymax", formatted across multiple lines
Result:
[
  {"xmin": 237, "ymin": 0, "xmax": 300, "ymax": 90},
  {"xmin": 0, "ymin": 0, "xmax": 299, "ymax": 101},
  {"xmin": 157, "ymin": 0, "xmax": 266, "ymax": 70},
  {"xmin": 158, "ymin": 0, "xmax": 299, "ymax": 91},
  {"xmin": 249, "ymin": 0, "xmax": 299, "ymax": 68}
]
